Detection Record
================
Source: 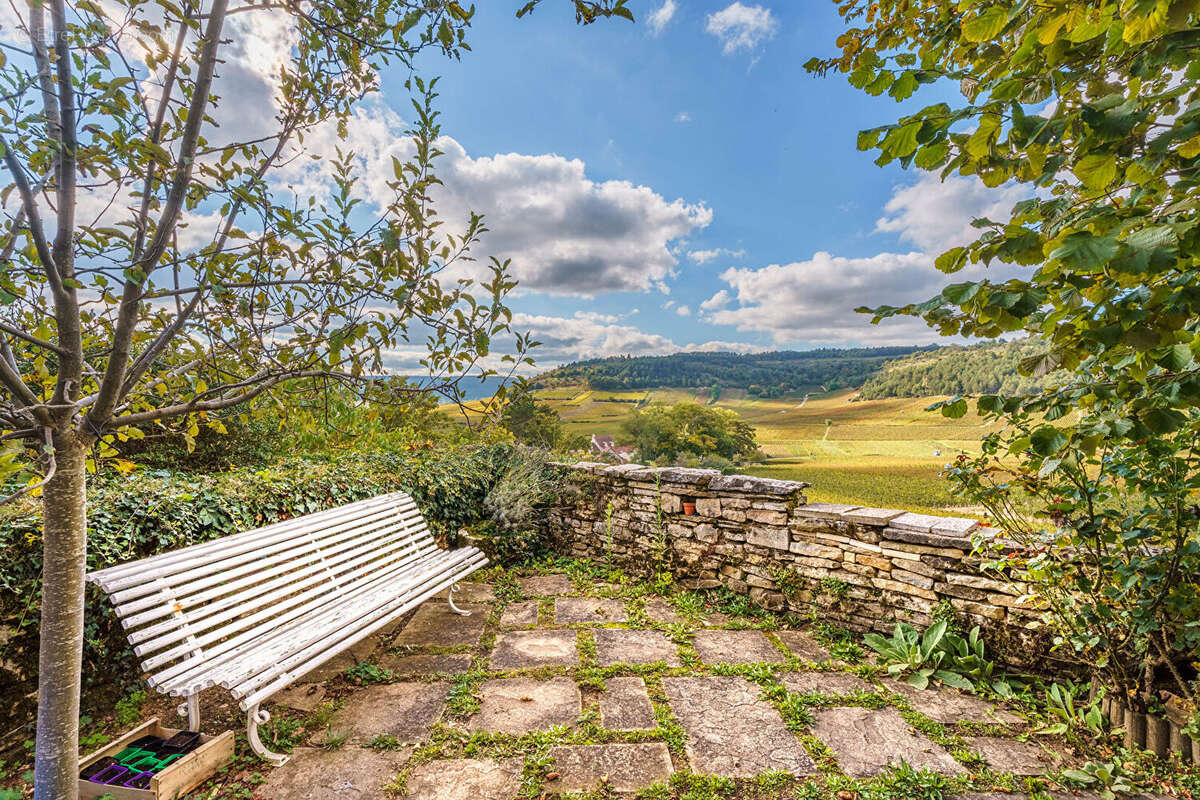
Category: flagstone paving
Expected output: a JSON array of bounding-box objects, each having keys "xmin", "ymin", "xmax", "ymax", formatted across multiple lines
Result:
[
  {"xmin": 553, "ymin": 595, "xmax": 627, "ymax": 623},
  {"xmin": 663, "ymin": 675, "xmax": 818, "ymax": 777},
  {"xmin": 782, "ymin": 670, "xmax": 873, "ymax": 696},
  {"xmin": 593, "ymin": 628, "xmax": 681, "ymax": 666},
  {"xmin": 393, "ymin": 602, "xmax": 487, "ymax": 647},
  {"xmin": 256, "ymin": 571, "xmax": 1103, "ymax": 800},
  {"xmin": 692, "ymin": 629, "xmax": 786, "ymax": 665},
  {"xmin": 497, "ymin": 599, "xmax": 539, "ymax": 627},
  {"xmin": 543, "ymin": 743, "xmax": 674, "ymax": 795},
  {"xmin": 378, "ymin": 652, "xmax": 472, "ymax": 676},
  {"xmin": 775, "ymin": 629, "xmax": 832, "ymax": 662},
  {"xmin": 311, "ymin": 682, "xmax": 446, "ymax": 745},
  {"xmin": 489, "ymin": 630, "xmax": 578, "ymax": 669},
  {"xmin": 259, "ymin": 746, "xmax": 410, "ymax": 799},
  {"xmin": 404, "ymin": 757, "xmax": 523, "ymax": 800},
  {"xmin": 599, "ymin": 676, "xmax": 657, "ymax": 730},
  {"xmin": 519, "ymin": 574, "xmax": 573, "ymax": 596},
  {"xmin": 810, "ymin": 707, "xmax": 966, "ymax": 777},
  {"xmin": 965, "ymin": 735, "xmax": 1065, "ymax": 774},
  {"xmin": 643, "ymin": 596, "xmax": 685, "ymax": 624},
  {"xmin": 467, "ymin": 677, "xmax": 581, "ymax": 733},
  {"xmin": 881, "ymin": 677, "xmax": 1024, "ymax": 724}
]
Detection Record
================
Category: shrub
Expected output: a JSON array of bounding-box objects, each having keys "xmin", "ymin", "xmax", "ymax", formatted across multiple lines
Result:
[{"xmin": 478, "ymin": 446, "xmax": 560, "ymax": 562}]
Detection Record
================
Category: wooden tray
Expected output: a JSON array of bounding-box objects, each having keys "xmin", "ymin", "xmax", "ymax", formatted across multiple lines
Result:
[{"xmin": 78, "ymin": 718, "xmax": 234, "ymax": 799}]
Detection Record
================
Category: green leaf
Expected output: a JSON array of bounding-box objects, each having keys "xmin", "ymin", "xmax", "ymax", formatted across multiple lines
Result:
[
  {"xmin": 962, "ymin": 7, "xmax": 1008, "ymax": 41},
  {"xmin": 935, "ymin": 247, "xmax": 969, "ymax": 273},
  {"xmin": 1049, "ymin": 232, "xmax": 1120, "ymax": 269},
  {"xmin": 1072, "ymin": 153, "xmax": 1117, "ymax": 189}
]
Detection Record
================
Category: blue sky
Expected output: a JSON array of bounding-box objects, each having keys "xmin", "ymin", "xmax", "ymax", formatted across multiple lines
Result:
[
  {"xmin": 369, "ymin": 0, "xmax": 1029, "ymax": 367},
  {"xmin": 38, "ymin": 0, "xmax": 1025, "ymax": 371}
]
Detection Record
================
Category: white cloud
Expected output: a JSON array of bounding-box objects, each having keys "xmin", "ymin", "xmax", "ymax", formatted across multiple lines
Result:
[
  {"xmin": 511, "ymin": 312, "xmax": 759, "ymax": 364},
  {"xmin": 704, "ymin": 174, "xmax": 1034, "ymax": 346},
  {"xmin": 700, "ymin": 289, "xmax": 731, "ymax": 311},
  {"xmin": 709, "ymin": 251, "xmax": 944, "ymax": 344},
  {"xmin": 705, "ymin": 2, "xmax": 778, "ymax": 55},
  {"xmin": 875, "ymin": 173, "xmax": 1029, "ymax": 253},
  {"xmin": 675, "ymin": 305, "xmax": 691, "ymax": 316},
  {"xmin": 674, "ymin": 111, "xmax": 692, "ymax": 123},
  {"xmin": 688, "ymin": 247, "xmax": 747, "ymax": 264},
  {"xmin": 273, "ymin": 102, "xmax": 711, "ymax": 297},
  {"xmin": 647, "ymin": 0, "xmax": 678, "ymax": 36}
]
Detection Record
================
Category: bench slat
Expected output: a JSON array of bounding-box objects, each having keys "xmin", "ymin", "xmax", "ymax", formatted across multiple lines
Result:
[
  {"xmin": 163, "ymin": 547, "xmax": 479, "ymax": 697},
  {"xmin": 234, "ymin": 550, "xmax": 487, "ymax": 710},
  {"xmin": 118, "ymin": 509, "xmax": 428, "ymax": 630},
  {"xmin": 104, "ymin": 500, "xmax": 420, "ymax": 607},
  {"xmin": 142, "ymin": 540, "xmax": 441, "ymax": 677},
  {"xmin": 89, "ymin": 493, "xmax": 412, "ymax": 593},
  {"xmin": 126, "ymin": 515, "xmax": 431, "ymax": 648},
  {"xmin": 136, "ymin": 535, "xmax": 440, "ymax": 666}
]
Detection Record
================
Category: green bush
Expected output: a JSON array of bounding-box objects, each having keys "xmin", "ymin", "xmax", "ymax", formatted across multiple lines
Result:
[{"xmin": 0, "ymin": 443, "xmax": 515, "ymax": 720}]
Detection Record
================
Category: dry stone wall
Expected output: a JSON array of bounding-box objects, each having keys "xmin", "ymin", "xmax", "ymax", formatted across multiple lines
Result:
[{"xmin": 544, "ymin": 462, "xmax": 1048, "ymax": 667}]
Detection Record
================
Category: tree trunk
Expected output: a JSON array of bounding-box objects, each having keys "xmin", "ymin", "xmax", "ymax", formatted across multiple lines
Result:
[{"xmin": 34, "ymin": 431, "xmax": 88, "ymax": 800}]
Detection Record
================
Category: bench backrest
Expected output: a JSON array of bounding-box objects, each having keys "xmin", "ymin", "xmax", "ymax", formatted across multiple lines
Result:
[{"xmin": 86, "ymin": 492, "xmax": 437, "ymax": 691}]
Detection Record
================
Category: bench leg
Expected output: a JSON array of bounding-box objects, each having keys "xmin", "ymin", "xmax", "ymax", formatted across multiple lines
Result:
[
  {"xmin": 246, "ymin": 705, "xmax": 290, "ymax": 766},
  {"xmin": 447, "ymin": 583, "xmax": 471, "ymax": 616},
  {"xmin": 177, "ymin": 695, "xmax": 200, "ymax": 731}
]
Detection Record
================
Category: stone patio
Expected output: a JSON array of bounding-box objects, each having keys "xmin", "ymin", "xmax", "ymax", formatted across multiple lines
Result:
[{"xmin": 256, "ymin": 572, "xmax": 1076, "ymax": 800}]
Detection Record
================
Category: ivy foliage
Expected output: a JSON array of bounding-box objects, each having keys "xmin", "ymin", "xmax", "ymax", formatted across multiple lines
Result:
[{"xmin": 0, "ymin": 443, "xmax": 515, "ymax": 717}]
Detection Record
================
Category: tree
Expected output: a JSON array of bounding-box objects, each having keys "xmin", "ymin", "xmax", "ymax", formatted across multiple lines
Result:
[
  {"xmin": 813, "ymin": 0, "xmax": 1200, "ymax": 712},
  {"xmin": 622, "ymin": 402, "xmax": 759, "ymax": 463},
  {"xmin": 0, "ymin": 0, "xmax": 632, "ymax": 795},
  {"xmin": 500, "ymin": 388, "xmax": 562, "ymax": 448}
]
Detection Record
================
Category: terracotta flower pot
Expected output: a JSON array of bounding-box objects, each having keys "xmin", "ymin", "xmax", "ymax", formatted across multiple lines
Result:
[{"xmin": 682, "ymin": 501, "xmax": 696, "ymax": 516}]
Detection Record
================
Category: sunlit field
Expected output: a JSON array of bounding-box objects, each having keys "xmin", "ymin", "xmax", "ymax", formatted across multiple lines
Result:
[{"xmin": 530, "ymin": 387, "xmax": 991, "ymax": 516}]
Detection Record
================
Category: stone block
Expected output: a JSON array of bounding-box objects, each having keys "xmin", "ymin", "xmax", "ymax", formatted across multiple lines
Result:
[
  {"xmin": 884, "ymin": 527, "xmax": 973, "ymax": 549},
  {"xmin": 693, "ymin": 630, "xmax": 786, "ymax": 665},
  {"xmin": 600, "ymin": 677, "xmax": 657, "ymax": 730},
  {"xmin": 746, "ymin": 526, "xmax": 789, "ymax": 550},
  {"xmin": 490, "ymin": 630, "xmax": 578, "ymax": 669},
  {"xmin": 795, "ymin": 502, "xmax": 861, "ymax": 520},
  {"xmin": 747, "ymin": 508, "xmax": 789, "ymax": 525},
  {"xmin": 949, "ymin": 598, "xmax": 1006, "ymax": 620},
  {"xmin": 843, "ymin": 507, "xmax": 906, "ymax": 526},
  {"xmin": 811, "ymin": 707, "xmax": 965, "ymax": 777},
  {"xmin": 404, "ymin": 758, "xmax": 522, "ymax": 800},
  {"xmin": 707, "ymin": 474, "xmax": 809, "ymax": 495},
  {"xmin": 468, "ymin": 677, "xmax": 581, "ymax": 733},
  {"xmin": 943, "ymin": 572, "xmax": 1016, "ymax": 594},
  {"xmin": 544, "ymin": 743, "xmax": 674, "ymax": 796},
  {"xmin": 695, "ymin": 497, "xmax": 722, "ymax": 516},
  {"xmin": 662, "ymin": 676, "xmax": 816, "ymax": 777},
  {"xmin": 749, "ymin": 587, "xmax": 785, "ymax": 610},
  {"xmin": 892, "ymin": 568, "xmax": 935, "ymax": 591},
  {"xmin": 260, "ymin": 746, "xmax": 410, "ymax": 800},
  {"xmin": 789, "ymin": 540, "xmax": 844, "ymax": 560},
  {"xmin": 872, "ymin": 577, "xmax": 938, "ymax": 600}
]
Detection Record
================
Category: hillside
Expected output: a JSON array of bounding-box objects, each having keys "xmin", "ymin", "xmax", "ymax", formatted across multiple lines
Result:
[
  {"xmin": 857, "ymin": 339, "xmax": 1053, "ymax": 399},
  {"xmin": 532, "ymin": 347, "xmax": 932, "ymax": 396}
]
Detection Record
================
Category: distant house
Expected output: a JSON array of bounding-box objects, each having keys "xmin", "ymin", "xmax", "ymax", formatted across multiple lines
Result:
[{"xmin": 590, "ymin": 434, "xmax": 636, "ymax": 463}]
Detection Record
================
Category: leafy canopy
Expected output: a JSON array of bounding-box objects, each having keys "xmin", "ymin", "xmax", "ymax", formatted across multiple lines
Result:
[{"xmin": 811, "ymin": 0, "xmax": 1200, "ymax": 708}]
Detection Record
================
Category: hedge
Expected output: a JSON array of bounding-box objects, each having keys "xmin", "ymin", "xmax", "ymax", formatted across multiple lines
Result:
[{"xmin": 0, "ymin": 442, "xmax": 515, "ymax": 720}]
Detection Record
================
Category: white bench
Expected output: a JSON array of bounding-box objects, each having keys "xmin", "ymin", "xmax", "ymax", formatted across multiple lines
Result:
[{"xmin": 87, "ymin": 491, "xmax": 488, "ymax": 765}]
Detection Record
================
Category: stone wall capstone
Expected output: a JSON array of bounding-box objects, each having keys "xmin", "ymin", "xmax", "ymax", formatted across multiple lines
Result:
[{"xmin": 542, "ymin": 461, "xmax": 1049, "ymax": 667}]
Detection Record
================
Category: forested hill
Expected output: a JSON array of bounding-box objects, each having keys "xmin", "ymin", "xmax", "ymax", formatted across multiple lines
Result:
[
  {"xmin": 857, "ymin": 339, "xmax": 1054, "ymax": 399},
  {"xmin": 532, "ymin": 347, "xmax": 931, "ymax": 396}
]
